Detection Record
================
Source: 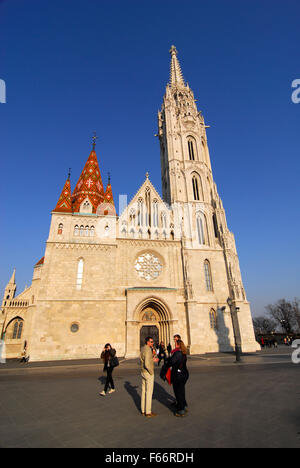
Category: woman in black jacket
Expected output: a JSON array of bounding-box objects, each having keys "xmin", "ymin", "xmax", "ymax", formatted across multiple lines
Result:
[
  {"xmin": 100, "ymin": 343, "xmax": 117, "ymax": 396},
  {"xmin": 161, "ymin": 340, "xmax": 189, "ymax": 417}
]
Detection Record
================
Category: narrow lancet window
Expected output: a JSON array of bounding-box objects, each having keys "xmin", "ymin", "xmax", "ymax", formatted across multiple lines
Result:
[
  {"xmin": 76, "ymin": 259, "xmax": 84, "ymax": 290},
  {"xmin": 188, "ymin": 139, "xmax": 195, "ymax": 160},
  {"xmin": 204, "ymin": 260, "xmax": 213, "ymax": 292},
  {"xmin": 192, "ymin": 176, "xmax": 200, "ymax": 200},
  {"xmin": 197, "ymin": 216, "xmax": 205, "ymax": 245}
]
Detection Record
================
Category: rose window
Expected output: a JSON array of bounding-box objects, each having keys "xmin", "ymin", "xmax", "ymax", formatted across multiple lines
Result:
[{"xmin": 134, "ymin": 253, "xmax": 162, "ymax": 281}]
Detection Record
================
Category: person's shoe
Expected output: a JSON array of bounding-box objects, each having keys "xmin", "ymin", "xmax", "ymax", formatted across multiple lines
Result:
[
  {"xmin": 145, "ymin": 412, "xmax": 157, "ymax": 418},
  {"xmin": 99, "ymin": 391, "xmax": 106, "ymax": 396},
  {"xmin": 108, "ymin": 389, "xmax": 115, "ymax": 394},
  {"xmin": 175, "ymin": 410, "xmax": 185, "ymax": 417}
]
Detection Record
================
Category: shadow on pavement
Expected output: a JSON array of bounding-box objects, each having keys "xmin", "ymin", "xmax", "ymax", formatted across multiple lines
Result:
[
  {"xmin": 124, "ymin": 380, "xmax": 176, "ymax": 414},
  {"xmin": 124, "ymin": 381, "xmax": 140, "ymax": 412},
  {"xmin": 153, "ymin": 381, "xmax": 176, "ymax": 414}
]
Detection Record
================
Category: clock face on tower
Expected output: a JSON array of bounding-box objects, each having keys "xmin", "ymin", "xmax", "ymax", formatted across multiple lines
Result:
[{"xmin": 134, "ymin": 253, "xmax": 162, "ymax": 281}]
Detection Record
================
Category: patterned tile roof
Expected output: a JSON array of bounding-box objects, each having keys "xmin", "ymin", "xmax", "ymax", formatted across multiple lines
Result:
[
  {"xmin": 72, "ymin": 150, "xmax": 105, "ymax": 213},
  {"xmin": 53, "ymin": 178, "xmax": 72, "ymax": 213}
]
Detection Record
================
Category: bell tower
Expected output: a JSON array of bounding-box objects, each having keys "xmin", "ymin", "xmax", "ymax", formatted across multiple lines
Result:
[{"xmin": 158, "ymin": 45, "xmax": 212, "ymax": 207}]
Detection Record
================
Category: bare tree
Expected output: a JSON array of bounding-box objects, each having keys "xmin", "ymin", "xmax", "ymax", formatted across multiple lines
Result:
[
  {"xmin": 265, "ymin": 299, "xmax": 299, "ymax": 334},
  {"xmin": 253, "ymin": 316, "xmax": 277, "ymax": 335},
  {"xmin": 292, "ymin": 298, "xmax": 300, "ymax": 330}
]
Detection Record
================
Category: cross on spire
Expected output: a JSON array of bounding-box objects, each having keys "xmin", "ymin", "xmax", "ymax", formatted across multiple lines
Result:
[
  {"xmin": 92, "ymin": 132, "xmax": 98, "ymax": 150},
  {"xmin": 169, "ymin": 45, "xmax": 178, "ymax": 56}
]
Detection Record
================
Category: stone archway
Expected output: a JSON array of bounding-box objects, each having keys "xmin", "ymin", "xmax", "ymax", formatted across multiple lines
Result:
[{"xmin": 137, "ymin": 298, "xmax": 172, "ymax": 351}]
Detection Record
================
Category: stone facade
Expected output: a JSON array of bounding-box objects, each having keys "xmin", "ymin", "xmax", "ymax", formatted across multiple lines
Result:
[{"xmin": 0, "ymin": 46, "xmax": 259, "ymax": 361}]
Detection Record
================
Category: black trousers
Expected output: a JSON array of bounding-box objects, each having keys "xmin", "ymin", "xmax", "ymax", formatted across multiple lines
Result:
[
  {"xmin": 104, "ymin": 367, "xmax": 115, "ymax": 392},
  {"xmin": 173, "ymin": 378, "xmax": 187, "ymax": 411}
]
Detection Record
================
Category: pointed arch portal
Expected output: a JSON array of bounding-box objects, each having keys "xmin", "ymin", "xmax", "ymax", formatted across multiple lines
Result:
[
  {"xmin": 136, "ymin": 298, "xmax": 172, "ymax": 350},
  {"xmin": 125, "ymin": 288, "xmax": 178, "ymax": 358}
]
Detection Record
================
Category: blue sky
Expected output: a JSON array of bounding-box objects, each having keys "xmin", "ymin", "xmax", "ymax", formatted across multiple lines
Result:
[{"xmin": 0, "ymin": 0, "xmax": 299, "ymax": 317}]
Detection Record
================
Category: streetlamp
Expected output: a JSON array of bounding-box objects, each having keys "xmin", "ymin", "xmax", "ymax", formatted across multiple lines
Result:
[{"xmin": 227, "ymin": 297, "xmax": 242, "ymax": 362}]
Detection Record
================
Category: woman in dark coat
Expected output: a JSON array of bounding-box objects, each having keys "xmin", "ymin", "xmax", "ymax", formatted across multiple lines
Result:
[
  {"xmin": 100, "ymin": 343, "xmax": 117, "ymax": 396},
  {"xmin": 161, "ymin": 339, "xmax": 189, "ymax": 417},
  {"xmin": 157, "ymin": 341, "xmax": 167, "ymax": 367}
]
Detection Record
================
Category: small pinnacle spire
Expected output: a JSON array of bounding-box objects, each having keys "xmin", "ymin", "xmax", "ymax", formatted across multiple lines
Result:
[
  {"xmin": 10, "ymin": 269, "xmax": 16, "ymax": 284},
  {"xmin": 169, "ymin": 45, "xmax": 185, "ymax": 87},
  {"xmin": 92, "ymin": 132, "xmax": 98, "ymax": 150}
]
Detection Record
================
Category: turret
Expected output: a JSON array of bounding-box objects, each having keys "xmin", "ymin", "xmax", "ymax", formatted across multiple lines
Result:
[{"xmin": 1, "ymin": 269, "xmax": 17, "ymax": 308}]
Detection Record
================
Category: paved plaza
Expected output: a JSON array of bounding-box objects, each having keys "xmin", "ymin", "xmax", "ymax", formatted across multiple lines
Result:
[{"xmin": 0, "ymin": 347, "xmax": 299, "ymax": 448}]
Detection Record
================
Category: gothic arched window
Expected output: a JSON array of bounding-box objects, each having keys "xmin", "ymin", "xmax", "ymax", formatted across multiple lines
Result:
[
  {"xmin": 58, "ymin": 223, "xmax": 63, "ymax": 235},
  {"xmin": 130, "ymin": 209, "xmax": 136, "ymax": 226},
  {"xmin": 145, "ymin": 188, "xmax": 151, "ymax": 227},
  {"xmin": 11, "ymin": 319, "xmax": 23, "ymax": 340},
  {"xmin": 204, "ymin": 260, "xmax": 213, "ymax": 292},
  {"xmin": 197, "ymin": 215, "xmax": 205, "ymax": 245},
  {"xmin": 137, "ymin": 198, "xmax": 144, "ymax": 227},
  {"xmin": 74, "ymin": 225, "xmax": 79, "ymax": 236},
  {"xmin": 196, "ymin": 212, "xmax": 209, "ymax": 246},
  {"xmin": 192, "ymin": 174, "xmax": 203, "ymax": 201},
  {"xmin": 210, "ymin": 309, "xmax": 217, "ymax": 329},
  {"xmin": 213, "ymin": 213, "xmax": 219, "ymax": 238},
  {"xmin": 153, "ymin": 200, "xmax": 159, "ymax": 228},
  {"xmin": 187, "ymin": 137, "xmax": 196, "ymax": 161}
]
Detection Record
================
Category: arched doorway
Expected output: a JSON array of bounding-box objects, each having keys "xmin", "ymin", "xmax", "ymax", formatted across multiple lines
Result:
[
  {"xmin": 137, "ymin": 299, "xmax": 172, "ymax": 351},
  {"xmin": 140, "ymin": 325, "xmax": 159, "ymax": 349}
]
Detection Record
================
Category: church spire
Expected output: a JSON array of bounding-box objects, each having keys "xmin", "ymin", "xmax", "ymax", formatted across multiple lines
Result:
[
  {"xmin": 53, "ymin": 175, "xmax": 72, "ymax": 213},
  {"xmin": 169, "ymin": 45, "xmax": 185, "ymax": 87},
  {"xmin": 102, "ymin": 173, "xmax": 116, "ymax": 215},
  {"xmin": 9, "ymin": 269, "xmax": 16, "ymax": 285},
  {"xmin": 2, "ymin": 269, "xmax": 17, "ymax": 308},
  {"xmin": 72, "ymin": 144, "xmax": 105, "ymax": 214}
]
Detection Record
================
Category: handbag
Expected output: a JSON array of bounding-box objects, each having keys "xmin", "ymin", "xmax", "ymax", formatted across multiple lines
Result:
[{"xmin": 110, "ymin": 356, "xmax": 119, "ymax": 368}]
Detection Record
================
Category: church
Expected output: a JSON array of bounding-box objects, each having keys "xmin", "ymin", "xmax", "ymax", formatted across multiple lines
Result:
[{"xmin": 0, "ymin": 46, "xmax": 259, "ymax": 361}]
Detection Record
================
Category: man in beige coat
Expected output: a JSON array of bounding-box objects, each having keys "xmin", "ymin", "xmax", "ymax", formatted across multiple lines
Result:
[{"xmin": 140, "ymin": 336, "xmax": 158, "ymax": 418}]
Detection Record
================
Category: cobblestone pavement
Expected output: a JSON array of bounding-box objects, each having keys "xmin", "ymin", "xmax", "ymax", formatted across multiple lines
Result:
[{"xmin": 0, "ymin": 348, "xmax": 299, "ymax": 448}]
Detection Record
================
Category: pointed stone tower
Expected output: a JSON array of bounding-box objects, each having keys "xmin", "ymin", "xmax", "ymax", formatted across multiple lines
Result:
[
  {"xmin": 158, "ymin": 46, "xmax": 259, "ymax": 353},
  {"xmin": 159, "ymin": 45, "xmax": 212, "ymax": 207},
  {"xmin": 1, "ymin": 270, "xmax": 17, "ymax": 308}
]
